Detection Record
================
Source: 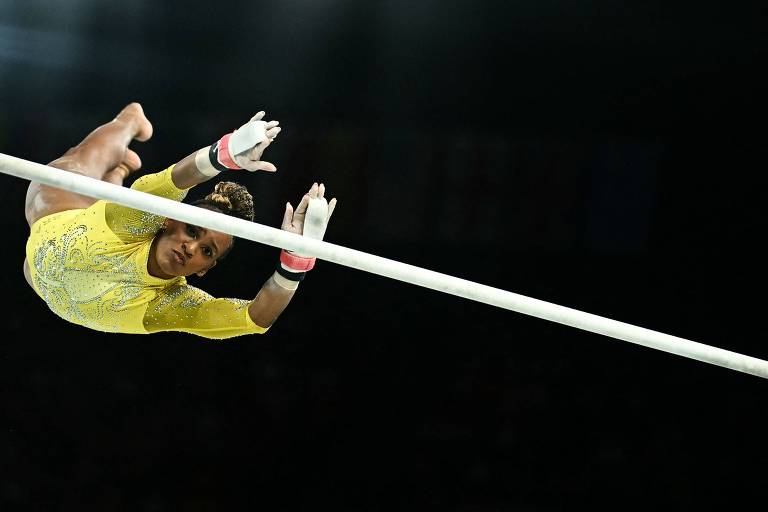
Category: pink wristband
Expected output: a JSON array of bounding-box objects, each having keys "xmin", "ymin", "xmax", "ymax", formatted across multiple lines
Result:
[
  {"xmin": 216, "ymin": 133, "xmax": 240, "ymax": 170},
  {"xmin": 280, "ymin": 249, "xmax": 316, "ymax": 272}
]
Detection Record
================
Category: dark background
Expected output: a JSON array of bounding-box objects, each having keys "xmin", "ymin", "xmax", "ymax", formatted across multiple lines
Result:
[{"xmin": 2, "ymin": 1, "xmax": 767, "ymax": 510}]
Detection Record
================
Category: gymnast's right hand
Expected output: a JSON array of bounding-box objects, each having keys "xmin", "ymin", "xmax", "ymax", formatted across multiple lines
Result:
[
  {"xmin": 277, "ymin": 183, "xmax": 337, "ymax": 274},
  {"xmin": 212, "ymin": 111, "xmax": 282, "ymax": 173},
  {"xmin": 281, "ymin": 183, "xmax": 337, "ymax": 242}
]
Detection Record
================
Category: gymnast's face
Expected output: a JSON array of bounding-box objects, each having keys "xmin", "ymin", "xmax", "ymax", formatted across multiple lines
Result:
[{"xmin": 149, "ymin": 219, "xmax": 234, "ymax": 278}]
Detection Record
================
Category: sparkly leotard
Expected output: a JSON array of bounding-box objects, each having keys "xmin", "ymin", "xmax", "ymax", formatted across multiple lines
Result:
[{"xmin": 25, "ymin": 166, "xmax": 267, "ymax": 339}]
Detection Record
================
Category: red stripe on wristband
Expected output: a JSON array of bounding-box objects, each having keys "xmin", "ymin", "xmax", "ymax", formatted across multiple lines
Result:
[
  {"xmin": 216, "ymin": 133, "xmax": 241, "ymax": 170},
  {"xmin": 280, "ymin": 249, "xmax": 316, "ymax": 271}
]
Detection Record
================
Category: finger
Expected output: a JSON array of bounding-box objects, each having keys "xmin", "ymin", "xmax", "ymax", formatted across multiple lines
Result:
[
  {"xmin": 295, "ymin": 194, "xmax": 310, "ymax": 214},
  {"xmin": 281, "ymin": 202, "xmax": 293, "ymax": 229},
  {"xmin": 266, "ymin": 126, "xmax": 281, "ymax": 139},
  {"xmin": 318, "ymin": 183, "xmax": 325, "ymax": 198},
  {"xmin": 327, "ymin": 198, "xmax": 337, "ymax": 219},
  {"xmin": 308, "ymin": 182, "xmax": 318, "ymax": 199},
  {"xmin": 250, "ymin": 111, "xmax": 265, "ymax": 122},
  {"xmin": 265, "ymin": 120, "xmax": 280, "ymax": 129},
  {"xmin": 244, "ymin": 138, "xmax": 271, "ymax": 159},
  {"xmin": 246, "ymin": 160, "xmax": 277, "ymax": 173}
]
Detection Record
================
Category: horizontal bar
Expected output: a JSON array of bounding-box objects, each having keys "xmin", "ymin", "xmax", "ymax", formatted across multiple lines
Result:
[{"xmin": 2, "ymin": 152, "xmax": 766, "ymax": 379}]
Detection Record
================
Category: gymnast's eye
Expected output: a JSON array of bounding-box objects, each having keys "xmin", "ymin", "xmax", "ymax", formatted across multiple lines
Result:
[
  {"xmin": 186, "ymin": 225, "xmax": 198, "ymax": 238},
  {"xmin": 203, "ymin": 247, "xmax": 213, "ymax": 258}
]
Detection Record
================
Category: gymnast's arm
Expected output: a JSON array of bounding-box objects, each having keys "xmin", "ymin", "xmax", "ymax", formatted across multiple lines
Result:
[
  {"xmin": 247, "ymin": 182, "xmax": 337, "ymax": 328},
  {"xmin": 247, "ymin": 273, "xmax": 296, "ymax": 328},
  {"xmin": 170, "ymin": 111, "xmax": 282, "ymax": 190}
]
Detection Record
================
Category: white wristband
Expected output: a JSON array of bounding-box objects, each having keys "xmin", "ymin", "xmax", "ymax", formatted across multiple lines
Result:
[
  {"xmin": 195, "ymin": 146, "xmax": 220, "ymax": 177},
  {"xmin": 272, "ymin": 271, "xmax": 299, "ymax": 290}
]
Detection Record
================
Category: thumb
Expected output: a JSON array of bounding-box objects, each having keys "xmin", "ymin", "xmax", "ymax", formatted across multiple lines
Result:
[
  {"xmin": 281, "ymin": 202, "xmax": 293, "ymax": 229},
  {"xmin": 245, "ymin": 160, "xmax": 277, "ymax": 173}
]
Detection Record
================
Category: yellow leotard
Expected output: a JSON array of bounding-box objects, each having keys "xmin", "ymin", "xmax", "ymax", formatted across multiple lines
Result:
[{"xmin": 25, "ymin": 166, "xmax": 267, "ymax": 339}]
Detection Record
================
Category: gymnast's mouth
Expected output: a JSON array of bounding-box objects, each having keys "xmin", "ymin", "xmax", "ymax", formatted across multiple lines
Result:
[{"xmin": 172, "ymin": 249, "xmax": 186, "ymax": 265}]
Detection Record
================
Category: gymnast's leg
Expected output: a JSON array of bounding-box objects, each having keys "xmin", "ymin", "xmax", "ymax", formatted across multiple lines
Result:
[
  {"xmin": 23, "ymin": 102, "xmax": 153, "ymax": 288},
  {"xmin": 24, "ymin": 102, "xmax": 153, "ymax": 228}
]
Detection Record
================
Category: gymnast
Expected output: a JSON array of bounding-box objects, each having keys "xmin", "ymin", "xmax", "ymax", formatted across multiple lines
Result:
[{"xmin": 22, "ymin": 103, "xmax": 336, "ymax": 339}]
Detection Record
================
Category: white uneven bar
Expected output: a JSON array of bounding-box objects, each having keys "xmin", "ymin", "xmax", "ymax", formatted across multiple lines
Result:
[{"xmin": 2, "ymin": 151, "xmax": 767, "ymax": 379}]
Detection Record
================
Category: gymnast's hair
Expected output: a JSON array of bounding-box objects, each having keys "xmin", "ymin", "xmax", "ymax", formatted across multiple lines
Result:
[{"xmin": 190, "ymin": 181, "xmax": 254, "ymax": 259}]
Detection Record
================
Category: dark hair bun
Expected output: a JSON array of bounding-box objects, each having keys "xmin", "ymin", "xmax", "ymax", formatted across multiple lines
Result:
[{"xmin": 192, "ymin": 181, "xmax": 254, "ymax": 221}]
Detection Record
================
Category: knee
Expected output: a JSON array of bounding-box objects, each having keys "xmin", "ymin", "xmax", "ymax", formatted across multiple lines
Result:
[
  {"xmin": 55, "ymin": 142, "xmax": 118, "ymax": 175},
  {"xmin": 47, "ymin": 146, "xmax": 79, "ymax": 166}
]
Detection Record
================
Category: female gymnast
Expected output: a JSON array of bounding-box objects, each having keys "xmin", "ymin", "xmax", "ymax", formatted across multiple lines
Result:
[{"xmin": 22, "ymin": 102, "xmax": 336, "ymax": 339}]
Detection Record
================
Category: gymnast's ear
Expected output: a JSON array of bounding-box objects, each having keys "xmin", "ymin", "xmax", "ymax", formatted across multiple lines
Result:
[{"xmin": 196, "ymin": 260, "xmax": 217, "ymax": 277}]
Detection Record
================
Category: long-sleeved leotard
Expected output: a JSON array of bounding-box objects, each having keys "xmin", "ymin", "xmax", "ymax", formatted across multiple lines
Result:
[{"xmin": 25, "ymin": 166, "xmax": 267, "ymax": 339}]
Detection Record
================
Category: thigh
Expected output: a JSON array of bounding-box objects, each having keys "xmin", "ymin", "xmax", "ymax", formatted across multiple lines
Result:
[{"xmin": 25, "ymin": 152, "xmax": 100, "ymax": 227}]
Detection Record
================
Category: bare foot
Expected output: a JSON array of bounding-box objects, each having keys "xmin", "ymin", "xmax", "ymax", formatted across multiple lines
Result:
[{"xmin": 115, "ymin": 102, "xmax": 153, "ymax": 142}]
